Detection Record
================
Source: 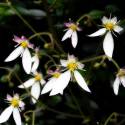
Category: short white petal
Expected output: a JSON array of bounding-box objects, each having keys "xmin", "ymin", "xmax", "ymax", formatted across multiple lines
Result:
[
  {"xmin": 22, "ymin": 48, "xmax": 32, "ymax": 74},
  {"xmin": 71, "ymin": 31, "xmax": 78, "ymax": 48},
  {"xmin": 50, "ymin": 71, "xmax": 71, "ymax": 96},
  {"xmin": 13, "ymin": 108, "xmax": 21, "ymax": 125},
  {"xmin": 62, "ymin": 29, "xmax": 73, "ymax": 41},
  {"xmin": 111, "ymin": 17, "xmax": 117, "ymax": 24},
  {"xmin": 113, "ymin": 77, "xmax": 120, "ymax": 95},
  {"xmin": 88, "ymin": 28, "xmax": 106, "ymax": 37},
  {"xmin": 0, "ymin": 106, "xmax": 13, "ymax": 123},
  {"xmin": 120, "ymin": 76, "xmax": 125, "ymax": 87},
  {"xmin": 114, "ymin": 26, "xmax": 123, "ymax": 33},
  {"xmin": 40, "ymin": 79, "xmax": 46, "ymax": 85},
  {"xmin": 31, "ymin": 82, "xmax": 41, "ymax": 103},
  {"xmin": 31, "ymin": 55, "xmax": 39, "ymax": 73},
  {"xmin": 41, "ymin": 78, "xmax": 56, "ymax": 94},
  {"xmin": 18, "ymin": 78, "xmax": 35, "ymax": 88},
  {"xmin": 103, "ymin": 32, "xmax": 114, "ymax": 58},
  {"xmin": 102, "ymin": 16, "xmax": 108, "ymax": 24},
  {"xmin": 60, "ymin": 59, "xmax": 68, "ymax": 67},
  {"xmin": 5, "ymin": 46, "xmax": 23, "ymax": 62},
  {"xmin": 74, "ymin": 70, "xmax": 91, "ymax": 92}
]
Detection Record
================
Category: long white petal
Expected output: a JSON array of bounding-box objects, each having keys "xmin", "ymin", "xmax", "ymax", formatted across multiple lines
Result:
[
  {"xmin": 114, "ymin": 26, "xmax": 123, "ymax": 33},
  {"xmin": 31, "ymin": 82, "xmax": 41, "ymax": 103},
  {"xmin": 18, "ymin": 78, "xmax": 35, "ymax": 88},
  {"xmin": 0, "ymin": 106, "xmax": 13, "ymax": 123},
  {"xmin": 62, "ymin": 29, "xmax": 73, "ymax": 41},
  {"xmin": 50, "ymin": 71, "xmax": 71, "ymax": 96},
  {"xmin": 5, "ymin": 46, "xmax": 23, "ymax": 62},
  {"xmin": 88, "ymin": 28, "xmax": 106, "ymax": 37},
  {"xmin": 120, "ymin": 76, "xmax": 125, "ymax": 87},
  {"xmin": 113, "ymin": 77, "xmax": 120, "ymax": 95},
  {"xmin": 74, "ymin": 70, "xmax": 91, "ymax": 92},
  {"xmin": 22, "ymin": 48, "xmax": 32, "ymax": 74},
  {"xmin": 41, "ymin": 78, "xmax": 56, "ymax": 94},
  {"xmin": 13, "ymin": 108, "xmax": 21, "ymax": 125},
  {"xmin": 103, "ymin": 32, "xmax": 114, "ymax": 58},
  {"xmin": 31, "ymin": 55, "xmax": 39, "ymax": 73},
  {"xmin": 71, "ymin": 31, "xmax": 78, "ymax": 48}
]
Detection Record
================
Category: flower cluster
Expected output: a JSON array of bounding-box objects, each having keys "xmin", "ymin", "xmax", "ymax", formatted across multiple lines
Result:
[{"xmin": 0, "ymin": 15, "xmax": 124, "ymax": 125}]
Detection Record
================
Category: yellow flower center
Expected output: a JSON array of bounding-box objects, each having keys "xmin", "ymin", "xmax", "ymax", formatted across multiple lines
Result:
[
  {"xmin": 67, "ymin": 62, "xmax": 78, "ymax": 71},
  {"xmin": 35, "ymin": 74, "xmax": 42, "ymax": 81},
  {"xmin": 21, "ymin": 41, "xmax": 28, "ymax": 48},
  {"xmin": 117, "ymin": 69, "xmax": 125, "ymax": 77},
  {"xmin": 53, "ymin": 72, "xmax": 61, "ymax": 78},
  {"xmin": 69, "ymin": 24, "xmax": 78, "ymax": 31},
  {"xmin": 11, "ymin": 98, "xmax": 20, "ymax": 107},
  {"xmin": 104, "ymin": 23, "xmax": 114, "ymax": 30}
]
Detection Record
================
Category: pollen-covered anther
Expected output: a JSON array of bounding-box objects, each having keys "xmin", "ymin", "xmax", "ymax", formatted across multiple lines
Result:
[
  {"xmin": 11, "ymin": 98, "xmax": 20, "ymax": 107},
  {"xmin": 21, "ymin": 41, "xmax": 28, "ymax": 48},
  {"xmin": 67, "ymin": 62, "xmax": 78, "ymax": 71},
  {"xmin": 69, "ymin": 24, "xmax": 78, "ymax": 31},
  {"xmin": 53, "ymin": 72, "xmax": 61, "ymax": 78},
  {"xmin": 35, "ymin": 74, "xmax": 42, "ymax": 81},
  {"xmin": 104, "ymin": 23, "xmax": 114, "ymax": 30}
]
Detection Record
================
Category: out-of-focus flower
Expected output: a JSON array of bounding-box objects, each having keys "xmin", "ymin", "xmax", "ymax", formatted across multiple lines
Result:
[
  {"xmin": 113, "ymin": 69, "xmax": 125, "ymax": 95},
  {"xmin": 5, "ymin": 35, "xmax": 34, "ymax": 74},
  {"xmin": 0, "ymin": 94, "xmax": 25, "ymax": 125},
  {"xmin": 42, "ymin": 55, "xmax": 91, "ymax": 96},
  {"xmin": 88, "ymin": 16, "xmax": 123, "ymax": 58},
  {"xmin": 18, "ymin": 72, "xmax": 45, "ymax": 103},
  {"xmin": 62, "ymin": 21, "xmax": 82, "ymax": 48},
  {"xmin": 31, "ymin": 47, "xmax": 40, "ymax": 73}
]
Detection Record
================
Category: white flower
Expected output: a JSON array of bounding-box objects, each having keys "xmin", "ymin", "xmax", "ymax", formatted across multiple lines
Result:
[
  {"xmin": 113, "ymin": 69, "xmax": 125, "ymax": 95},
  {"xmin": 62, "ymin": 22, "xmax": 81, "ymax": 48},
  {"xmin": 31, "ymin": 47, "xmax": 40, "ymax": 73},
  {"xmin": 18, "ymin": 72, "xmax": 45, "ymax": 103},
  {"xmin": 5, "ymin": 35, "xmax": 34, "ymax": 74},
  {"xmin": 42, "ymin": 55, "xmax": 91, "ymax": 96},
  {"xmin": 88, "ymin": 16, "xmax": 123, "ymax": 58},
  {"xmin": 0, "ymin": 94, "xmax": 25, "ymax": 125}
]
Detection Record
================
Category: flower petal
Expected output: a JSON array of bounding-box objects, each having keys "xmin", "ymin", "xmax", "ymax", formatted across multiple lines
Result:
[
  {"xmin": 50, "ymin": 71, "xmax": 71, "ymax": 96},
  {"xmin": 74, "ymin": 70, "xmax": 91, "ymax": 92},
  {"xmin": 103, "ymin": 32, "xmax": 114, "ymax": 58},
  {"xmin": 22, "ymin": 48, "xmax": 32, "ymax": 74},
  {"xmin": 31, "ymin": 55, "xmax": 39, "ymax": 73},
  {"xmin": 18, "ymin": 78, "xmax": 35, "ymax": 88},
  {"xmin": 0, "ymin": 106, "xmax": 13, "ymax": 123},
  {"xmin": 31, "ymin": 82, "xmax": 41, "ymax": 103},
  {"xmin": 120, "ymin": 76, "xmax": 125, "ymax": 87},
  {"xmin": 5, "ymin": 46, "xmax": 23, "ymax": 62},
  {"xmin": 41, "ymin": 78, "xmax": 56, "ymax": 94},
  {"xmin": 114, "ymin": 25, "xmax": 123, "ymax": 33},
  {"xmin": 60, "ymin": 59, "xmax": 68, "ymax": 67},
  {"xmin": 71, "ymin": 31, "xmax": 78, "ymax": 48},
  {"xmin": 13, "ymin": 108, "xmax": 21, "ymax": 125},
  {"xmin": 113, "ymin": 77, "xmax": 120, "ymax": 95},
  {"xmin": 102, "ymin": 16, "xmax": 108, "ymax": 24},
  {"xmin": 111, "ymin": 17, "xmax": 117, "ymax": 24},
  {"xmin": 40, "ymin": 79, "xmax": 46, "ymax": 85},
  {"xmin": 62, "ymin": 29, "xmax": 73, "ymax": 41},
  {"xmin": 88, "ymin": 28, "xmax": 106, "ymax": 37}
]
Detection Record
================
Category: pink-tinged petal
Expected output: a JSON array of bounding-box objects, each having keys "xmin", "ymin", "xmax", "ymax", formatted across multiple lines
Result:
[
  {"xmin": 5, "ymin": 46, "xmax": 23, "ymax": 62},
  {"xmin": 64, "ymin": 22, "xmax": 72, "ymax": 27},
  {"xmin": 0, "ymin": 106, "xmax": 13, "ymax": 123},
  {"xmin": 31, "ymin": 55, "xmax": 39, "ymax": 73},
  {"xmin": 62, "ymin": 29, "xmax": 73, "ymax": 41},
  {"xmin": 103, "ymin": 32, "xmax": 114, "ymax": 58},
  {"xmin": 6, "ymin": 94, "xmax": 12, "ymax": 101},
  {"xmin": 31, "ymin": 82, "xmax": 41, "ymax": 103},
  {"xmin": 102, "ymin": 16, "xmax": 108, "ymax": 24},
  {"xmin": 13, "ymin": 108, "xmax": 21, "ymax": 125},
  {"xmin": 74, "ymin": 70, "xmax": 91, "ymax": 92},
  {"xmin": 114, "ymin": 25, "xmax": 123, "ymax": 33},
  {"xmin": 113, "ymin": 77, "xmax": 120, "ymax": 95},
  {"xmin": 18, "ymin": 78, "xmax": 35, "ymax": 88},
  {"xmin": 22, "ymin": 48, "xmax": 32, "ymax": 74},
  {"xmin": 19, "ymin": 101, "xmax": 25, "ymax": 109},
  {"xmin": 41, "ymin": 78, "xmax": 56, "ymax": 95},
  {"xmin": 71, "ymin": 31, "xmax": 78, "ymax": 48},
  {"xmin": 13, "ymin": 35, "xmax": 22, "ymax": 44},
  {"xmin": 120, "ymin": 76, "xmax": 125, "ymax": 87},
  {"xmin": 88, "ymin": 28, "xmax": 106, "ymax": 37},
  {"xmin": 50, "ymin": 71, "xmax": 71, "ymax": 96}
]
